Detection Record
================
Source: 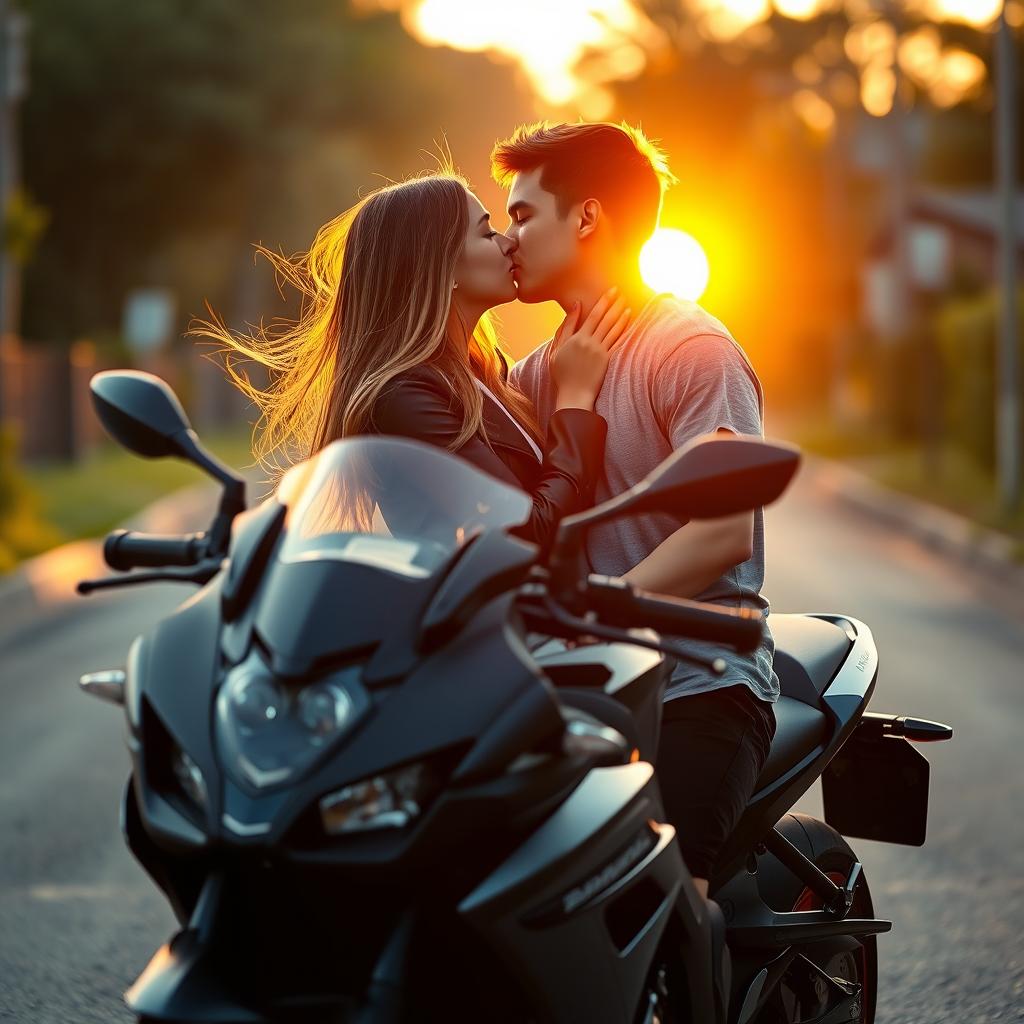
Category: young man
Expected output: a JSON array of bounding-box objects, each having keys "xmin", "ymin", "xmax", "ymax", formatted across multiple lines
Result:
[{"xmin": 492, "ymin": 121, "xmax": 777, "ymax": 899}]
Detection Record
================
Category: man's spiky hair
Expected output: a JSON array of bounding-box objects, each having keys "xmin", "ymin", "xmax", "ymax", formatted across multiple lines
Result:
[{"xmin": 491, "ymin": 121, "xmax": 677, "ymax": 252}]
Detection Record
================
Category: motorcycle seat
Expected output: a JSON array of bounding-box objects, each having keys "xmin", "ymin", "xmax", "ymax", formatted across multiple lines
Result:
[
  {"xmin": 754, "ymin": 695, "xmax": 828, "ymax": 791},
  {"xmin": 751, "ymin": 615, "xmax": 852, "ymax": 790},
  {"xmin": 771, "ymin": 614, "xmax": 852, "ymax": 705}
]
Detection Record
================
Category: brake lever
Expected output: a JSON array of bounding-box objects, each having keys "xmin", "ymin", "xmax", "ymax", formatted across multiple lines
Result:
[
  {"xmin": 77, "ymin": 559, "xmax": 224, "ymax": 595},
  {"xmin": 533, "ymin": 591, "xmax": 727, "ymax": 676}
]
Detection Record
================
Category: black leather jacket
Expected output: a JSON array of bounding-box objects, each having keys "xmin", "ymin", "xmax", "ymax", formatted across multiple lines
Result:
[{"xmin": 369, "ymin": 365, "xmax": 607, "ymax": 553}]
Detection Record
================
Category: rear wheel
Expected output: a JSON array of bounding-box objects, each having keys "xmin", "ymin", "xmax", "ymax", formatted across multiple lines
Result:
[{"xmin": 755, "ymin": 814, "xmax": 877, "ymax": 1024}]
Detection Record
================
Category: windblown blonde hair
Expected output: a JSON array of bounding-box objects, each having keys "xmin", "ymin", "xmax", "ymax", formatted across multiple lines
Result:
[{"xmin": 193, "ymin": 172, "xmax": 542, "ymax": 478}]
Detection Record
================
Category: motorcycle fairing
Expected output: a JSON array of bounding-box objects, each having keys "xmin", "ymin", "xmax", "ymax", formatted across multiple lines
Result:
[
  {"xmin": 126, "ymin": 927, "xmax": 273, "ymax": 1024},
  {"xmin": 251, "ymin": 556, "xmax": 437, "ymax": 677},
  {"xmin": 133, "ymin": 579, "xmax": 573, "ymax": 864},
  {"xmin": 531, "ymin": 639, "xmax": 670, "ymax": 763},
  {"xmin": 458, "ymin": 761, "xmax": 690, "ymax": 1024}
]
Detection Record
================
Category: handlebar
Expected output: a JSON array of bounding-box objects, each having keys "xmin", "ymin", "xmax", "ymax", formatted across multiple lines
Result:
[
  {"xmin": 103, "ymin": 529, "xmax": 207, "ymax": 571},
  {"xmin": 581, "ymin": 575, "xmax": 764, "ymax": 653}
]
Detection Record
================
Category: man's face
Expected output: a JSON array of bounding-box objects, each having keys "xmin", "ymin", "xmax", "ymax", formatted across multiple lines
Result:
[{"xmin": 505, "ymin": 168, "xmax": 581, "ymax": 304}]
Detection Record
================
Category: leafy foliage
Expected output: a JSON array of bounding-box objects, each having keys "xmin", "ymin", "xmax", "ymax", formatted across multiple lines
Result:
[
  {"xmin": 935, "ymin": 287, "xmax": 1024, "ymax": 472},
  {"xmin": 17, "ymin": 0, "xmax": 485, "ymax": 342},
  {"xmin": 0, "ymin": 427, "xmax": 61, "ymax": 570}
]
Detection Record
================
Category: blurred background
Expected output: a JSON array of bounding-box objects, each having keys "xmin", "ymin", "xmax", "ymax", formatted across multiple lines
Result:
[
  {"xmin": 0, "ymin": 7, "xmax": 1022, "ymax": 1022},
  {"xmin": 0, "ymin": 0, "xmax": 1020, "ymax": 565}
]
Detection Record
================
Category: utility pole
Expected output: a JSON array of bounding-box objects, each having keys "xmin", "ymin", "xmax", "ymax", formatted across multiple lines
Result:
[
  {"xmin": 870, "ymin": 0, "xmax": 916, "ymax": 456},
  {"xmin": 825, "ymin": 111, "xmax": 856, "ymax": 429},
  {"xmin": 886, "ymin": 0, "xmax": 913, "ymax": 344},
  {"xmin": 0, "ymin": 0, "xmax": 9, "ymax": 427},
  {"xmin": 0, "ymin": 0, "xmax": 26, "ymax": 429},
  {"xmin": 886, "ymin": 81, "xmax": 912, "ymax": 344},
  {"xmin": 996, "ymin": 4, "xmax": 1021, "ymax": 514}
]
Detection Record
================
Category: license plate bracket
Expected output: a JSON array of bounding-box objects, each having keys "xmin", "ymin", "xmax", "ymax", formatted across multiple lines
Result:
[{"xmin": 822, "ymin": 729, "xmax": 931, "ymax": 846}]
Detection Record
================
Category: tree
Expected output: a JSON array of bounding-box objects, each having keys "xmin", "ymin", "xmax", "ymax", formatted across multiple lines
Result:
[{"xmin": 17, "ymin": 0, "xmax": 516, "ymax": 342}]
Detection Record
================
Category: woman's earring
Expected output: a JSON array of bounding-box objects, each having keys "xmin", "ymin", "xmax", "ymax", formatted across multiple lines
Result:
[{"xmin": 452, "ymin": 282, "xmax": 459, "ymax": 290}]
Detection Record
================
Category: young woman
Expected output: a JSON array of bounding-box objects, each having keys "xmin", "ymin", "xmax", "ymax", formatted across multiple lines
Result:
[{"xmin": 196, "ymin": 172, "xmax": 630, "ymax": 550}]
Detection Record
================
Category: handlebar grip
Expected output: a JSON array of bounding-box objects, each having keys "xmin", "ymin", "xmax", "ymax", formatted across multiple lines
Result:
[
  {"xmin": 584, "ymin": 575, "xmax": 764, "ymax": 653},
  {"xmin": 103, "ymin": 530, "xmax": 206, "ymax": 571}
]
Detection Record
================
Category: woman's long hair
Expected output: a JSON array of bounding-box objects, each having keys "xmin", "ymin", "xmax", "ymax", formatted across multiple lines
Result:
[{"xmin": 193, "ymin": 172, "xmax": 543, "ymax": 477}]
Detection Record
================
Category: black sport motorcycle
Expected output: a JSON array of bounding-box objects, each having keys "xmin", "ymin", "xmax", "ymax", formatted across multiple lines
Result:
[{"xmin": 77, "ymin": 369, "xmax": 952, "ymax": 1024}]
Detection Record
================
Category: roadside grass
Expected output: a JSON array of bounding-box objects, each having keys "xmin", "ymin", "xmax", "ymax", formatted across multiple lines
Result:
[{"xmin": 23, "ymin": 427, "xmax": 259, "ymax": 547}]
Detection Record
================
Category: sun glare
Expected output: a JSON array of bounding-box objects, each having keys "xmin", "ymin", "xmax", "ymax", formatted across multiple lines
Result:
[
  {"xmin": 640, "ymin": 229, "xmax": 711, "ymax": 302},
  {"xmin": 364, "ymin": 0, "xmax": 999, "ymax": 112},
  {"xmin": 403, "ymin": 0, "xmax": 657, "ymax": 109},
  {"xmin": 926, "ymin": 0, "xmax": 1002, "ymax": 27}
]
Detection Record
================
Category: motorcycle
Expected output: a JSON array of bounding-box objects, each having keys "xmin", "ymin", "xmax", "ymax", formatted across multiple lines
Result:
[{"xmin": 77, "ymin": 369, "xmax": 952, "ymax": 1023}]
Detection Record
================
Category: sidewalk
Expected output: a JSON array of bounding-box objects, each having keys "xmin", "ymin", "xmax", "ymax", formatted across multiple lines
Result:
[
  {"xmin": 802, "ymin": 454, "xmax": 1024, "ymax": 588},
  {"xmin": 0, "ymin": 480, "xmax": 222, "ymax": 649}
]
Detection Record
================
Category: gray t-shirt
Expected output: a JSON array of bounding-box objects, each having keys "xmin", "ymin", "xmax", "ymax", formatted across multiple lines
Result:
[{"xmin": 512, "ymin": 293, "xmax": 778, "ymax": 704}]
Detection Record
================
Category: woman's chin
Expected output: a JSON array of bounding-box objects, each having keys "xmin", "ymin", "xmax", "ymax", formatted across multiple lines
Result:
[{"xmin": 485, "ymin": 282, "xmax": 519, "ymax": 308}]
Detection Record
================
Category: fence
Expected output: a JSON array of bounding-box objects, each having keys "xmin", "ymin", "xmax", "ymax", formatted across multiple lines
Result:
[{"xmin": 0, "ymin": 335, "xmax": 251, "ymax": 463}]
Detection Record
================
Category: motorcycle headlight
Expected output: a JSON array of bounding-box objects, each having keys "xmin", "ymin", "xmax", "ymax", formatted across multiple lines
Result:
[
  {"xmin": 319, "ymin": 762, "xmax": 436, "ymax": 836},
  {"xmin": 215, "ymin": 652, "xmax": 366, "ymax": 791}
]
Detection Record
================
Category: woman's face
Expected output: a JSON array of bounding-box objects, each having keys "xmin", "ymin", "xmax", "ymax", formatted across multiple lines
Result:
[{"xmin": 452, "ymin": 190, "xmax": 517, "ymax": 310}]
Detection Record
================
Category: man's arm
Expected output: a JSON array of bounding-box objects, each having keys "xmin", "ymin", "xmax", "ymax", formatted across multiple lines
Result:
[
  {"xmin": 622, "ymin": 334, "xmax": 764, "ymax": 599},
  {"xmin": 623, "ymin": 432, "xmax": 754, "ymax": 597}
]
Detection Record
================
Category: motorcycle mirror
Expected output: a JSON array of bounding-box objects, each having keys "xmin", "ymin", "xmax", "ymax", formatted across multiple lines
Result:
[
  {"xmin": 630, "ymin": 434, "xmax": 800, "ymax": 521},
  {"xmin": 549, "ymin": 435, "xmax": 800, "ymax": 578},
  {"xmin": 89, "ymin": 370, "xmax": 247, "ymax": 555},
  {"xmin": 90, "ymin": 370, "xmax": 195, "ymax": 459}
]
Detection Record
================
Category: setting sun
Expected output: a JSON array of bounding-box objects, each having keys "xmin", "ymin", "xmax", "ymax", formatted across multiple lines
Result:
[{"xmin": 640, "ymin": 229, "xmax": 710, "ymax": 302}]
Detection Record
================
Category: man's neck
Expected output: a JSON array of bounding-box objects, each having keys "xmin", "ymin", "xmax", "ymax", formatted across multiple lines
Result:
[{"xmin": 558, "ymin": 266, "xmax": 654, "ymax": 322}]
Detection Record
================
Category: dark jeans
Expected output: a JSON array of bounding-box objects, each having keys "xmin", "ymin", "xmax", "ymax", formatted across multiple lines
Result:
[{"xmin": 656, "ymin": 683, "xmax": 776, "ymax": 879}]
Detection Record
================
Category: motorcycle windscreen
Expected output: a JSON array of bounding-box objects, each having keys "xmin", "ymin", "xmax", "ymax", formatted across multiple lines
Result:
[
  {"xmin": 277, "ymin": 435, "xmax": 532, "ymax": 575},
  {"xmin": 250, "ymin": 436, "xmax": 534, "ymax": 668}
]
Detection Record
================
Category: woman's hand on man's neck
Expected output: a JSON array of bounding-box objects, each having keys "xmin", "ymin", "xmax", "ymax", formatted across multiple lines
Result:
[{"xmin": 560, "ymin": 273, "xmax": 654, "ymax": 324}]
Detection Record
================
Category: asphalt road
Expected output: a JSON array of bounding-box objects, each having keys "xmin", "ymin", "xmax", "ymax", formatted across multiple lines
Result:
[
  {"xmin": 0, "ymin": 469, "xmax": 1021, "ymax": 1023},
  {"xmin": 766, "ymin": 472, "xmax": 1024, "ymax": 1024}
]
